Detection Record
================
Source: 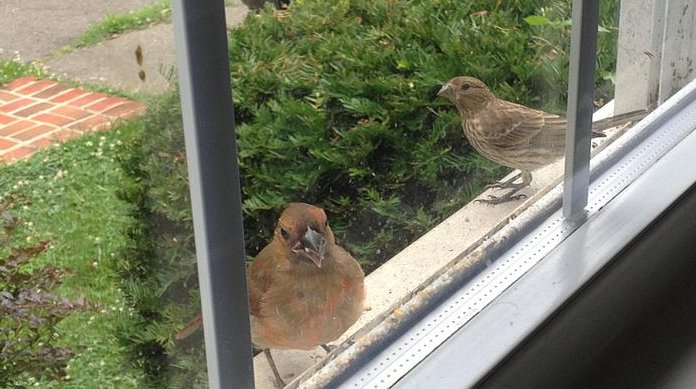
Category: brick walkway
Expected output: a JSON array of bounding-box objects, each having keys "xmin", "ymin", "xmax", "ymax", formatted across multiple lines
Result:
[{"xmin": 0, "ymin": 76, "xmax": 147, "ymax": 163}]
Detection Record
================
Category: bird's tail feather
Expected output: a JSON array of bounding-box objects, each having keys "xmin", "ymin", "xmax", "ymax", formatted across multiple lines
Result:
[
  {"xmin": 591, "ymin": 108, "xmax": 649, "ymax": 132},
  {"xmin": 175, "ymin": 314, "xmax": 203, "ymax": 340}
]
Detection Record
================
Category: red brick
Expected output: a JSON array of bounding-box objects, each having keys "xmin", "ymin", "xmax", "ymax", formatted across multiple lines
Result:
[
  {"xmin": 51, "ymin": 89, "xmax": 89, "ymax": 103},
  {"xmin": 15, "ymin": 79, "xmax": 58, "ymax": 95},
  {"xmin": 29, "ymin": 137, "xmax": 54, "ymax": 150},
  {"xmin": 4, "ymin": 76, "xmax": 37, "ymax": 90},
  {"xmin": 33, "ymin": 113, "xmax": 74, "ymax": 126},
  {"xmin": 71, "ymin": 114, "xmax": 112, "ymax": 132},
  {"xmin": 103, "ymin": 101, "xmax": 147, "ymax": 118},
  {"xmin": 50, "ymin": 105, "xmax": 91, "ymax": 120},
  {"xmin": 2, "ymin": 147, "xmax": 35, "ymax": 162},
  {"xmin": 85, "ymin": 97, "xmax": 128, "ymax": 112},
  {"xmin": 14, "ymin": 102, "xmax": 53, "ymax": 117},
  {"xmin": 0, "ymin": 113, "xmax": 15, "ymax": 125},
  {"xmin": 34, "ymin": 84, "xmax": 70, "ymax": 99},
  {"xmin": 0, "ymin": 120, "xmax": 35, "ymax": 137},
  {"xmin": 69, "ymin": 92, "xmax": 107, "ymax": 107},
  {"xmin": 13, "ymin": 125, "xmax": 57, "ymax": 142},
  {"xmin": 52, "ymin": 129, "xmax": 82, "ymax": 142},
  {"xmin": 0, "ymin": 91, "xmax": 19, "ymax": 102},
  {"xmin": 0, "ymin": 137, "xmax": 18, "ymax": 149},
  {"xmin": 0, "ymin": 98, "xmax": 35, "ymax": 113}
]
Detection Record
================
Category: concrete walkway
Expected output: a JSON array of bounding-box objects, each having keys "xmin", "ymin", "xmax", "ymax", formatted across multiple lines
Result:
[
  {"xmin": 0, "ymin": 0, "xmax": 161, "ymax": 62},
  {"xmin": 46, "ymin": 4, "xmax": 249, "ymax": 95}
]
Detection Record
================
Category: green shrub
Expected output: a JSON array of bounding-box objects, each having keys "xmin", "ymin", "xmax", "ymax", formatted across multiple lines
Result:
[
  {"xmin": 118, "ymin": 0, "xmax": 620, "ymax": 385},
  {"xmin": 0, "ymin": 197, "xmax": 92, "ymax": 386},
  {"xmin": 114, "ymin": 93, "xmax": 194, "ymax": 387}
]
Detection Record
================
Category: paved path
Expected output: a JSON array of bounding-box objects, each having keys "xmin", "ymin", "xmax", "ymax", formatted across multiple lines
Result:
[
  {"xmin": 47, "ymin": 5, "xmax": 249, "ymax": 95},
  {"xmin": 0, "ymin": 76, "xmax": 146, "ymax": 162},
  {"xmin": 0, "ymin": 0, "xmax": 161, "ymax": 62}
]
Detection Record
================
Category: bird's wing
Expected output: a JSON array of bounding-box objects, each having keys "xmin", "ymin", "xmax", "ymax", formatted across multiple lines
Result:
[
  {"xmin": 332, "ymin": 244, "xmax": 365, "ymax": 280},
  {"xmin": 247, "ymin": 242, "xmax": 281, "ymax": 318},
  {"xmin": 476, "ymin": 100, "xmax": 565, "ymax": 148}
]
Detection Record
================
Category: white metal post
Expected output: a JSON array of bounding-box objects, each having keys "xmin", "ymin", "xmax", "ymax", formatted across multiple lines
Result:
[{"xmin": 563, "ymin": 0, "xmax": 600, "ymax": 218}]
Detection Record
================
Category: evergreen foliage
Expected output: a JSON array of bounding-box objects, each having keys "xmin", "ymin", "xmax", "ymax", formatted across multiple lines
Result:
[{"xmin": 117, "ymin": 0, "xmax": 620, "ymax": 385}]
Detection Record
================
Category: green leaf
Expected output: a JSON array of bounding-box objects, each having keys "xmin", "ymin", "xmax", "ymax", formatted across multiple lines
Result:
[
  {"xmin": 524, "ymin": 15, "xmax": 551, "ymax": 26},
  {"xmin": 396, "ymin": 58, "xmax": 411, "ymax": 70}
]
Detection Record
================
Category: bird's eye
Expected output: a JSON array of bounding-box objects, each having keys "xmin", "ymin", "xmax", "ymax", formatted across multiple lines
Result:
[
  {"xmin": 461, "ymin": 83, "xmax": 470, "ymax": 91},
  {"xmin": 280, "ymin": 228, "xmax": 290, "ymax": 240}
]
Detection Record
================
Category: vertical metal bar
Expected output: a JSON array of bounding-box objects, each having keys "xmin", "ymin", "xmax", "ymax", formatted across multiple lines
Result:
[
  {"xmin": 171, "ymin": 1, "xmax": 255, "ymax": 388},
  {"xmin": 563, "ymin": 0, "xmax": 600, "ymax": 218}
]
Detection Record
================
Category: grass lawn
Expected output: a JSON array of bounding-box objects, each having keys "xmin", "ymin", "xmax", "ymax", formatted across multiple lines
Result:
[
  {"xmin": 0, "ymin": 57, "xmax": 49, "ymax": 85},
  {"xmin": 0, "ymin": 122, "xmax": 147, "ymax": 388}
]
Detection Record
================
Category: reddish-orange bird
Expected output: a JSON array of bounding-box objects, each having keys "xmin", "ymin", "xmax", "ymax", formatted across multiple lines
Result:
[
  {"xmin": 438, "ymin": 76, "xmax": 646, "ymax": 204},
  {"xmin": 176, "ymin": 202, "xmax": 365, "ymax": 387}
]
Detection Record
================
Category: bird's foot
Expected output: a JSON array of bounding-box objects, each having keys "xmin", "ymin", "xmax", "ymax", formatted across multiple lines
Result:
[
  {"xmin": 485, "ymin": 180, "xmax": 521, "ymax": 190},
  {"xmin": 475, "ymin": 192, "xmax": 527, "ymax": 205},
  {"xmin": 321, "ymin": 344, "xmax": 336, "ymax": 353},
  {"xmin": 263, "ymin": 348, "xmax": 286, "ymax": 388},
  {"xmin": 485, "ymin": 181, "xmax": 524, "ymax": 191},
  {"xmin": 272, "ymin": 376, "xmax": 286, "ymax": 388},
  {"xmin": 485, "ymin": 172, "xmax": 523, "ymax": 190}
]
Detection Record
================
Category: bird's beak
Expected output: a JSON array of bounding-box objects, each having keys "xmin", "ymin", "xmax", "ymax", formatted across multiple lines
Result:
[
  {"xmin": 437, "ymin": 83, "xmax": 450, "ymax": 97},
  {"xmin": 294, "ymin": 227, "xmax": 327, "ymax": 268}
]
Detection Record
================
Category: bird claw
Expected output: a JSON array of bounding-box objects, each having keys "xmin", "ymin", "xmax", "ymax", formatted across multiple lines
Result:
[
  {"xmin": 264, "ymin": 348, "xmax": 286, "ymax": 388},
  {"xmin": 485, "ymin": 172, "xmax": 524, "ymax": 190},
  {"xmin": 485, "ymin": 181, "xmax": 521, "ymax": 190},
  {"xmin": 484, "ymin": 181, "xmax": 508, "ymax": 190},
  {"xmin": 475, "ymin": 193, "xmax": 527, "ymax": 205},
  {"xmin": 321, "ymin": 344, "xmax": 336, "ymax": 353},
  {"xmin": 271, "ymin": 377, "xmax": 285, "ymax": 388}
]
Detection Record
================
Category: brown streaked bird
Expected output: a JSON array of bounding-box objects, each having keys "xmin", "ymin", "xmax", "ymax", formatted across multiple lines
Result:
[
  {"xmin": 438, "ymin": 76, "xmax": 647, "ymax": 204},
  {"xmin": 176, "ymin": 202, "xmax": 365, "ymax": 387}
]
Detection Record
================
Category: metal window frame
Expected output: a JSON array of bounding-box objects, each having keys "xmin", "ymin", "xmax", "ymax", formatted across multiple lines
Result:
[
  {"xmin": 563, "ymin": 0, "xmax": 599, "ymax": 217},
  {"xmin": 172, "ymin": 1, "xmax": 254, "ymax": 388}
]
